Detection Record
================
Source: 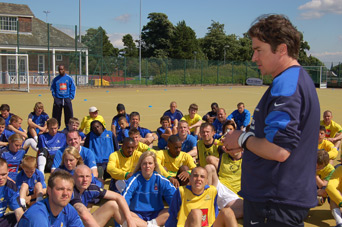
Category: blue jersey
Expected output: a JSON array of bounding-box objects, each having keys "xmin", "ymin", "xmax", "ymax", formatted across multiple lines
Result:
[
  {"xmin": 18, "ymin": 198, "xmax": 84, "ymax": 227},
  {"xmin": 157, "ymin": 127, "xmax": 168, "ymax": 149},
  {"xmin": 178, "ymin": 134, "xmax": 197, "ymax": 153},
  {"xmin": 0, "ymin": 113, "xmax": 14, "ymax": 127},
  {"xmin": 163, "ymin": 109, "xmax": 183, "ymax": 126},
  {"xmin": 37, "ymin": 132, "xmax": 67, "ymax": 156},
  {"xmin": 70, "ymin": 184, "xmax": 106, "ymax": 207},
  {"xmin": 123, "ymin": 171, "xmax": 176, "ymax": 213},
  {"xmin": 3, "ymin": 127, "xmax": 25, "ymax": 142},
  {"xmin": 127, "ymin": 126, "xmax": 151, "ymax": 138},
  {"xmin": 52, "ymin": 146, "xmax": 97, "ymax": 170},
  {"xmin": 111, "ymin": 114, "xmax": 130, "ymax": 131},
  {"xmin": 27, "ymin": 112, "xmax": 49, "ymax": 135},
  {"xmin": 1, "ymin": 147, "xmax": 25, "ymax": 180},
  {"xmin": 0, "ymin": 180, "xmax": 20, "ymax": 218},
  {"xmin": 50, "ymin": 74, "xmax": 76, "ymax": 99},
  {"xmin": 240, "ymin": 66, "xmax": 320, "ymax": 208},
  {"xmin": 117, "ymin": 128, "xmax": 129, "ymax": 143},
  {"xmin": 212, "ymin": 118, "xmax": 228, "ymax": 139},
  {"xmin": 85, "ymin": 129, "xmax": 118, "ymax": 164},
  {"xmin": 16, "ymin": 169, "xmax": 46, "ymax": 194},
  {"xmin": 227, "ymin": 109, "xmax": 251, "ymax": 128}
]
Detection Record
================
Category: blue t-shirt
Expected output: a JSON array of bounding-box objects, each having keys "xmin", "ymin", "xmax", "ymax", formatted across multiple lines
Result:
[
  {"xmin": 178, "ymin": 134, "xmax": 197, "ymax": 153},
  {"xmin": 50, "ymin": 74, "xmax": 76, "ymax": 99},
  {"xmin": 240, "ymin": 66, "xmax": 320, "ymax": 208},
  {"xmin": 18, "ymin": 198, "xmax": 84, "ymax": 227},
  {"xmin": 123, "ymin": 171, "xmax": 176, "ymax": 213},
  {"xmin": 37, "ymin": 132, "xmax": 67, "ymax": 156},
  {"xmin": 127, "ymin": 126, "xmax": 151, "ymax": 138},
  {"xmin": 212, "ymin": 118, "xmax": 229, "ymax": 139},
  {"xmin": 157, "ymin": 127, "xmax": 168, "ymax": 149},
  {"xmin": 0, "ymin": 180, "xmax": 20, "ymax": 218},
  {"xmin": 0, "ymin": 113, "xmax": 14, "ymax": 127},
  {"xmin": 227, "ymin": 109, "xmax": 251, "ymax": 129},
  {"xmin": 163, "ymin": 110, "xmax": 183, "ymax": 127},
  {"xmin": 111, "ymin": 114, "xmax": 130, "ymax": 131},
  {"xmin": 1, "ymin": 147, "xmax": 26, "ymax": 180},
  {"xmin": 3, "ymin": 127, "xmax": 25, "ymax": 142},
  {"xmin": 52, "ymin": 146, "xmax": 97, "ymax": 170},
  {"xmin": 27, "ymin": 112, "xmax": 49, "ymax": 135},
  {"xmin": 70, "ymin": 184, "xmax": 107, "ymax": 207},
  {"xmin": 16, "ymin": 169, "xmax": 46, "ymax": 194}
]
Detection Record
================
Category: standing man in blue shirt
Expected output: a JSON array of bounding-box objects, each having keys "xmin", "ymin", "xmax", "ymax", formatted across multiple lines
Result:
[
  {"xmin": 223, "ymin": 14, "xmax": 320, "ymax": 226},
  {"xmin": 51, "ymin": 65, "xmax": 76, "ymax": 128}
]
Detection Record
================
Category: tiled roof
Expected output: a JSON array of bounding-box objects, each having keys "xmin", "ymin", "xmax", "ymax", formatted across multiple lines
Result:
[{"xmin": 0, "ymin": 3, "xmax": 33, "ymax": 16}]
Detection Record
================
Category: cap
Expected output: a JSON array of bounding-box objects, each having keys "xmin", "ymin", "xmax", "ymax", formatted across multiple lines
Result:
[
  {"xmin": 89, "ymin": 106, "xmax": 98, "ymax": 113},
  {"xmin": 117, "ymin": 103, "xmax": 125, "ymax": 111}
]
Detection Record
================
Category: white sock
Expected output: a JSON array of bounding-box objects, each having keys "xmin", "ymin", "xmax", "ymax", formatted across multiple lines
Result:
[
  {"xmin": 147, "ymin": 219, "xmax": 159, "ymax": 227},
  {"xmin": 332, "ymin": 208, "xmax": 342, "ymax": 225},
  {"xmin": 34, "ymin": 136, "xmax": 38, "ymax": 142},
  {"xmin": 37, "ymin": 156, "xmax": 46, "ymax": 173},
  {"xmin": 19, "ymin": 198, "xmax": 26, "ymax": 207},
  {"xmin": 23, "ymin": 138, "xmax": 38, "ymax": 151}
]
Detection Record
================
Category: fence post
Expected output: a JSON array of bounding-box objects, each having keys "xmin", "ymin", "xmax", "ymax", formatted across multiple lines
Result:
[
  {"xmin": 231, "ymin": 62, "xmax": 234, "ymax": 84},
  {"xmin": 75, "ymin": 25, "xmax": 78, "ymax": 86},
  {"xmin": 47, "ymin": 23, "xmax": 51, "ymax": 86},
  {"xmin": 184, "ymin": 59, "xmax": 186, "ymax": 84},
  {"xmin": 216, "ymin": 62, "xmax": 219, "ymax": 85},
  {"xmin": 245, "ymin": 62, "xmax": 248, "ymax": 85},
  {"xmin": 165, "ymin": 58, "xmax": 168, "ymax": 86},
  {"xmin": 201, "ymin": 60, "xmax": 203, "ymax": 85}
]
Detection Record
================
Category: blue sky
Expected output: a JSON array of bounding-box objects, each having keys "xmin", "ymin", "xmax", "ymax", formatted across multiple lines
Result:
[{"xmin": 4, "ymin": 0, "xmax": 342, "ymax": 64}]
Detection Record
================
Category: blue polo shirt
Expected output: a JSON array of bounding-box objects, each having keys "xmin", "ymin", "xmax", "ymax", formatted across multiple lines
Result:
[
  {"xmin": 0, "ymin": 180, "xmax": 20, "ymax": 218},
  {"xmin": 178, "ymin": 134, "xmax": 197, "ymax": 153}
]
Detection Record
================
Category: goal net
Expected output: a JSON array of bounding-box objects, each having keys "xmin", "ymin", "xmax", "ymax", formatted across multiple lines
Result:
[
  {"xmin": 0, "ymin": 53, "xmax": 29, "ymax": 92},
  {"xmin": 303, "ymin": 66, "xmax": 327, "ymax": 89}
]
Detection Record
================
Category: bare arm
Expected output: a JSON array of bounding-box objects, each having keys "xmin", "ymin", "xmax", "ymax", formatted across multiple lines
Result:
[
  {"xmin": 316, "ymin": 175, "xmax": 328, "ymax": 188},
  {"xmin": 223, "ymin": 130, "xmax": 290, "ymax": 162},
  {"xmin": 187, "ymin": 146, "xmax": 198, "ymax": 159},
  {"xmin": 91, "ymin": 168, "xmax": 98, "ymax": 178},
  {"xmin": 73, "ymin": 202, "xmax": 100, "ymax": 227},
  {"xmin": 14, "ymin": 207, "xmax": 24, "ymax": 222},
  {"xmin": 189, "ymin": 120, "xmax": 203, "ymax": 130},
  {"xmin": 7, "ymin": 125, "xmax": 27, "ymax": 139}
]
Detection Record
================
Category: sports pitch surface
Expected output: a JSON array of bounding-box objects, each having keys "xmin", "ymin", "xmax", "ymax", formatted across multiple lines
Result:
[{"xmin": 2, "ymin": 85, "xmax": 341, "ymax": 226}]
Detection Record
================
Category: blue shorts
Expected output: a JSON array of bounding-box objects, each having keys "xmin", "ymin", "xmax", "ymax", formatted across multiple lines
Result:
[{"xmin": 134, "ymin": 210, "xmax": 160, "ymax": 221}]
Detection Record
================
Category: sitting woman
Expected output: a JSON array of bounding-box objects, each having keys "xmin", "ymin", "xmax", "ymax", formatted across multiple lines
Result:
[
  {"xmin": 122, "ymin": 151, "xmax": 176, "ymax": 227},
  {"xmin": 55, "ymin": 146, "xmax": 103, "ymax": 188}
]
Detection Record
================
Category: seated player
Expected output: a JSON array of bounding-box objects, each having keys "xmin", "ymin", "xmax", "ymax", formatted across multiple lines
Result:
[
  {"xmin": 37, "ymin": 118, "xmax": 67, "ymax": 173},
  {"xmin": 107, "ymin": 137, "xmax": 142, "ymax": 192},
  {"xmin": 318, "ymin": 125, "xmax": 338, "ymax": 163},
  {"xmin": 321, "ymin": 110, "xmax": 342, "ymax": 148},
  {"xmin": 202, "ymin": 102, "xmax": 219, "ymax": 124},
  {"xmin": 212, "ymin": 108, "xmax": 229, "ymax": 139},
  {"xmin": 0, "ymin": 118, "xmax": 8, "ymax": 148},
  {"xmin": 27, "ymin": 102, "xmax": 49, "ymax": 142},
  {"xmin": 129, "ymin": 111, "xmax": 157, "ymax": 147},
  {"xmin": 70, "ymin": 165, "xmax": 135, "ymax": 227},
  {"xmin": 52, "ymin": 130, "xmax": 98, "ymax": 177},
  {"xmin": 181, "ymin": 103, "xmax": 203, "ymax": 137},
  {"xmin": 116, "ymin": 116, "xmax": 130, "ymax": 143},
  {"xmin": 0, "ymin": 134, "xmax": 26, "ymax": 180},
  {"xmin": 163, "ymin": 101, "xmax": 183, "ymax": 134},
  {"xmin": 157, "ymin": 116, "xmax": 172, "ymax": 150},
  {"xmin": 84, "ymin": 120, "xmax": 119, "ymax": 180},
  {"xmin": 316, "ymin": 149, "xmax": 335, "ymax": 206},
  {"xmin": 0, "ymin": 158, "xmax": 24, "ymax": 227},
  {"xmin": 62, "ymin": 117, "xmax": 86, "ymax": 143},
  {"xmin": 18, "ymin": 170, "xmax": 84, "ymax": 226},
  {"xmin": 16, "ymin": 156, "xmax": 46, "ymax": 209},
  {"xmin": 157, "ymin": 135, "xmax": 196, "ymax": 188},
  {"xmin": 111, "ymin": 103, "xmax": 130, "ymax": 137},
  {"xmin": 0, "ymin": 104, "xmax": 14, "ymax": 127},
  {"xmin": 227, "ymin": 102, "xmax": 251, "ymax": 131},
  {"xmin": 129, "ymin": 128, "xmax": 151, "ymax": 153},
  {"xmin": 123, "ymin": 151, "xmax": 176, "ymax": 227},
  {"xmin": 177, "ymin": 120, "xmax": 197, "ymax": 160},
  {"xmin": 325, "ymin": 165, "xmax": 342, "ymax": 227},
  {"xmin": 80, "ymin": 106, "xmax": 106, "ymax": 135},
  {"xmin": 165, "ymin": 167, "xmax": 238, "ymax": 227},
  {"xmin": 4, "ymin": 115, "xmax": 27, "ymax": 141},
  {"xmin": 198, "ymin": 123, "xmax": 221, "ymax": 168}
]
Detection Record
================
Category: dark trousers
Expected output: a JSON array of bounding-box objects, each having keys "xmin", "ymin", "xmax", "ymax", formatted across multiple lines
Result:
[
  {"xmin": 52, "ymin": 97, "xmax": 73, "ymax": 128},
  {"xmin": 243, "ymin": 199, "xmax": 310, "ymax": 227}
]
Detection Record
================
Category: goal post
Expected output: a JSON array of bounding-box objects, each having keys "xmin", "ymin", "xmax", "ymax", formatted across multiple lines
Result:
[{"xmin": 0, "ymin": 53, "xmax": 29, "ymax": 92}]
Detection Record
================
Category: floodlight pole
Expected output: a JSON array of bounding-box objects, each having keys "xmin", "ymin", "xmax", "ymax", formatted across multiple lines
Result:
[
  {"xmin": 79, "ymin": 0, "xmax": 82, "ymax": 76},
  {"xmin": 139, "ymin": 0, "xmax": 142, "ymax": 83}
]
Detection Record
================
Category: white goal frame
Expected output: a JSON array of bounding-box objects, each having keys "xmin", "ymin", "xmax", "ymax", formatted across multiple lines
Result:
[{"xmin": 0, "ymin": 53, "xmax": 29, "ymax": 92}]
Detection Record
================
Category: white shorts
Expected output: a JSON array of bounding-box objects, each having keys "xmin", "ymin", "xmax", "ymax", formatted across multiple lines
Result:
[{"xmin": 216, "ymin": 180, "xmax": 240, "ymax": 210}]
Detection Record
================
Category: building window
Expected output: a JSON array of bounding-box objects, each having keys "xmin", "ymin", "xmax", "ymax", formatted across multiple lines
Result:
[
  {"xmin": 0, "ymin": 16, "xmax": 17, "ymax": 31},
  {"xmin": 56, "ymin": 54, "xmax": 63, "ymax": 61},
  {"xmin": 38, "ymin": 55, "xmax": 45, "ymax": 73}
]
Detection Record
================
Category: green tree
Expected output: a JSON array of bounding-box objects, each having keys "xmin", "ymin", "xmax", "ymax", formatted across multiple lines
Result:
[
  {"xmin": 298, "ymin": 33, "xmax": 322, "ymax": 66},
  {"xmin": 121, "ymin": 34, "xmax": 138, "ymax": 57},
  {"xmin": 141, "ymin": 13, "xmax": 175, "ymax": 58},
  {"xmin": 201, "ymin": 21, "xmax": 227, "ymax": 61},
  {"xmin": 170, "ymin": 20, "xmax": 198, "ymax": 60}
]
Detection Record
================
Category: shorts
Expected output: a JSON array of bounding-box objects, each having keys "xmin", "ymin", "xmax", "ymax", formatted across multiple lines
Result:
[
  {"xmin": 243, "ymin": 199, "xmax": 309, "ymax": 227},
  {"xmin": 134, "ymin": 210, "xmax": 160, "ymax": 221},
  {"xmin": 216, "ymin": 180, "xmax": 240, "ymax": 210},
  {"xmin": 0, "ymin": 212, "xmax": 17, "ymax": 227}
]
